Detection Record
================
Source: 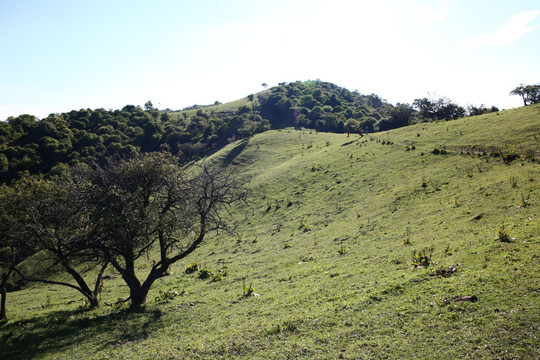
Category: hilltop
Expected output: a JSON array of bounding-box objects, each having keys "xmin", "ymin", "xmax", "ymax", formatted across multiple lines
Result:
[
  {"xmin": 1, "ymin": 104, "xmax": 539, "ymax": 359},
  {"xmin": 1, "ymin": 80, "xmax": 473, "ymax": 185}
]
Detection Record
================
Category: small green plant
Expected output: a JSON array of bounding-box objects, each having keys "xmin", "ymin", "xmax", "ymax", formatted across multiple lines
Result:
[
  {"xmin": 412, "ymin": 248, "xmax": 433, "ymax": 267},
  {"xmin": 421, "ymin": 179, "xmax": 429, "ymax": 188},
  {"xmin": 242, "ymin": 281, "xmax": 255, "ymax": 298},
  {"xmin": 283, "ymin": 243, "xmax": 292, "ymax": 249},
  {"xmin": 496, "ymin": 224, "xmax": 513, "ymax": 242},
  {"xmin": 502, "ymin": 151, "xmax": 519, "ymax": 164},
  {"xmin": 520, "ymin": 193, "xmax": 530, "ymax": 208},
  {"xmin": 298, "ymin": 220, "xmax": 312, "ymax": 232},
  {"xmin": 42, "ymin": 295, "xmax": 51, "ymax": 309},
  {"xmin": 185, "ymin": 262, "xmax": 200, "ymax": 274},
  {"xmin": 403, "ymin": 225, "xmax": 412, "ymax": 245},
  {"xmin": 197, "ymin": 266, "xmax": 213, "ymax": 280},
  {"xmin": 211, "ymin": 266, "xmax": 229, "ymax": 282},
  {"xmin": 431, "ymin": 147, "xmax": 447, "ymax": 155},
  {"xmin": 153, "ymin": 289, "xmax": 185, "ymax": 304},
  {"xmin": 337, "ymin": 245, "xmax": 348, "ymax": 255},
  {"xmin": 509, "ymin": 176, "xmax": 518, "ymax": 188}
]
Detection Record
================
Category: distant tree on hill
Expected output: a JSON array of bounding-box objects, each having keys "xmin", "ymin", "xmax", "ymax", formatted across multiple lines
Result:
[
  {"xmin": 144, "ymin": 100, "xmax": 154, "ymax": 111},
  {"xmin": 261, "ymin": 83, "xmax": 268, "ymax": 89},
  {"xmin": 413, "ymin": 96, "xmax": 464, "ymax": 121},
  {"xmin": 466, "ymin": 104, "xmax": 499, "ymax": 116},
  {"xmin": 510, "ymin": 84, "xmax": 540, "ymax": 106}
]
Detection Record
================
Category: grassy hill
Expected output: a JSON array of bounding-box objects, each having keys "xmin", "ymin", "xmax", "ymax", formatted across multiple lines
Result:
[{"xmin": 1, "ymin": 105, "xmax": 539, "ymax": 359}]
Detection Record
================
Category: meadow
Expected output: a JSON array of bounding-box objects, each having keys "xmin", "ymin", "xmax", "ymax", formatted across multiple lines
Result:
[{"xmin": 1, "ymin": 105, "xmax": 539, "ymax": 359}]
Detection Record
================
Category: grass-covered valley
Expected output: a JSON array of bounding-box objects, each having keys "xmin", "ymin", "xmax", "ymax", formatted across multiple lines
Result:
[{"xmin": 1, "ymin": 103, "xmax": 539, "ymax": 359}]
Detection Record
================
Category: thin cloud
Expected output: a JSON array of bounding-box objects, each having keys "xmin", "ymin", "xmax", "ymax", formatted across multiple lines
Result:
[
  {"xmin": 417, "ymin": 1, "xmax": 450, "ymax": 22},
  {"xmin": 460, "ymin": 10, "xmax": 540, "ymax": 49}
]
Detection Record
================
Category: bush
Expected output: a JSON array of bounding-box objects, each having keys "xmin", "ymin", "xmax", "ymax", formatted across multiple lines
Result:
[
  {"xmin": 496, "ymin": 224, "xmax": 513, "ymax": 242},
  {"xmin": 242, "ymin": 281, "xmax": 255, "ymax": 298},
  {"xmin": 431, "ymin": 147, "xmax": 447, "ymax": 155},
  {"xmin": 412, "ymin": 248, "xmax": 433, "ymax": 267},
  {"xmin": 211, "ymin": 266, "xmax": 229, "ymax": 282},
  {"xmin": 337, "ymin": 245, "xmax": 348, "ymax": 255},
  {"xmin": 298, "ymin": 221, "xmax": 312, "ymax": 232},
  {"xmin": 153, "ymin": 289, "xmax": 185, "ymax": 304},
  {"xmin": 198, "ymin": 266, "xmax": 213, "ymax": 280},
  {"xmin": 185, "ymin": 262, "xmax": 200, "ymax": 274},
  {"xmin": 502, "ymin": 151, "xmax": 519, "ymax": 164}
]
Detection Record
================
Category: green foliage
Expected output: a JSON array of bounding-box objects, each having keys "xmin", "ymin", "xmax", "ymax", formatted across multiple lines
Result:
[
  {"xmin": 298, "ymin": 220, "xmax": 311, "ymax": 232},
  {"xmin": 197, "ymin": 266, "xmax": 213, "ymax": 280},
  {"xmin": 337, "ymin": 245, "xmax": 348, "ymax": 255},
  {"xmin": 211, "ymin": 266, "xmax": 228, "ymax": 282},
  {"xmin": 153, "ymin": 289, "xmax": 185, "ymax": 304},
  {"xmin": 510, "ymin": 83, "xmax": 540, "ymax": 106},
  {"xmin": 241, "ymin": 281, "xmax": 255, "ymax": 298},
  {"xmin": 509, "ymin": 176, "xmax": 518, "ymax": 188},
  {"xmin": 496, "ymin": 224, "xmax": 513, "ymax": 242},
  {"xmin": 184, "ymin": 262, "xmax": 200, "ymax": 274},
  {"xmin": 520, "ymin": 192, "xmax": 530, "ymax": 208},
  {"xmin": 431, "ymin": 147, "xmax": 447, "ymax": 155},
  {"xmin": 412, "ymin": 248, "xmax": 433, "ymax": 267}
]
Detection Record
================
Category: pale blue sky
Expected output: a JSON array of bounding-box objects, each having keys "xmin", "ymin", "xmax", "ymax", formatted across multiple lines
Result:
[{"xmin": 1, "ymin": 0, "xmax": 539, "ymax": 120}]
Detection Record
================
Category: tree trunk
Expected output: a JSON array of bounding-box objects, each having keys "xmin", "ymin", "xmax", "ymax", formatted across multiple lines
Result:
[
  {"xmin": 60, "ymin": 258, "xmax": 100, "ymax": 308},
  {"xmin": 128, "ymin": 270, "xmax": 163, "ymax": 309},
  {"xmin": 129, "ymin": 287, "xmax": 148, "ymax": 309},
  {"xmin": 0, "ymin": 270, "xmax": 11, "ymax": 321}
]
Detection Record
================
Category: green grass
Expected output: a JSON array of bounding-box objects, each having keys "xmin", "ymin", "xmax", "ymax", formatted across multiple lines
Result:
[
  {"xmin": 167, "ymin": 91, "xmax": 266, "ymax": 120},
  {"xmin": 2, "ymin": 106, "xmax": 539, "ymax": 359}
]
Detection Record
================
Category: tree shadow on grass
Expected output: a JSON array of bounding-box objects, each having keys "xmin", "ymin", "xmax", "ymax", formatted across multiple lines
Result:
[
  {"xmin": 0, "ymin": 307, "xmax": 163, "ymax": 360},
  {"xmin": 220, "ymin": 138, "xmax": 249, "ymax": 167}
]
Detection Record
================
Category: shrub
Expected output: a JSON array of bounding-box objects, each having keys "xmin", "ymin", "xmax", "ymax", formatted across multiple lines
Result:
[
  {"xmin": 496, "ymin": 224, "xmax": 513, "ymax": 242},
  {"xmin": 185, "ymin": 262, "xmax": 200, "ymax": 274},
  {"xmin": 431, "ymin": 147, "xmax": 447, "ymax": 155},
  {"xmin": 412, "ymin": 248, "xmax": 433, "ymax": 267},
  {"xmin": 153, "ymin": 289, "xmax": 185, "ymax": 304},
  {"xmin": 502, "ymin": 151, "xmax": 519, "ymax": 164},
  {"xmin": 298, "ymin": 221, "xmax": 312, "ymax": 232},
  {"xmin": 197, "ymin": 266, "xmax": 213, "ymax": 279},
  {"xmin": 337, "ymin": 245, "xmax": 348, "ymax": 255},
  {"xmin": 242, "ymin": 281, "xmax": 255, "ymax": 298},
  {"xmin": 211, "ymin": 266, "xmax": 229, "ymax": 282}
]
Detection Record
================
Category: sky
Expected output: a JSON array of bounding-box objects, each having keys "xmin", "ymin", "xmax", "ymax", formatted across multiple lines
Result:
[{"xmin": 1, "ymin": 0, "xmax": 539, "ymax": 120}]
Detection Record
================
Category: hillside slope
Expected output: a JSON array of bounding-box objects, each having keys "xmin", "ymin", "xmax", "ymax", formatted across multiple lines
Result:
[{"xmin": 2, "ymin": 105, "xmax": 539, "ymax": 359}]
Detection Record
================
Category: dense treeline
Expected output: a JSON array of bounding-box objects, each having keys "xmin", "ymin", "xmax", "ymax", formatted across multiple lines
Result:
[
  {"xmin": 0, "ymin": 80, "xmax": 481, "ymax": 184},
  {"xmin": 0, "ymin": 105, "xmax": 269, "ymax": 184}
]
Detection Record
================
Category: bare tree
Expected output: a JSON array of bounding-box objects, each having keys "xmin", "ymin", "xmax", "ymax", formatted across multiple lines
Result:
[{"xmin": 87, "ymin": 153, "xmax": 247, "ymax": 309}]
